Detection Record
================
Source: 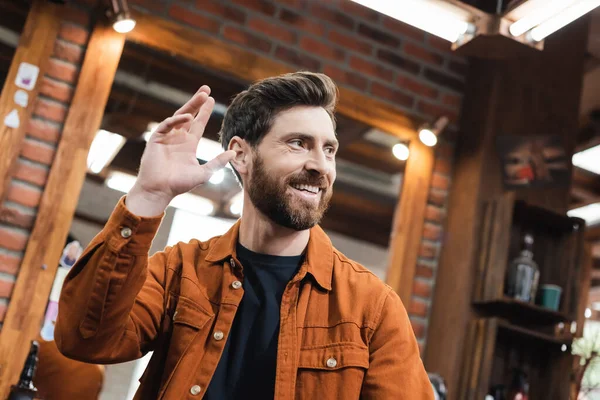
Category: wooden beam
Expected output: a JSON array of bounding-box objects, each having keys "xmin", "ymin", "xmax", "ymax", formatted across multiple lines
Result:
[
  {"xmin": 587, "ymin": 225, "xmax": 600, "ymax": 241},
  {"xmin": 125, "ymin": 11, "xmax": 419, "ymax": 142},
  {"xmin": 386, "ymin": 141, "xmax": 435, "ymax": 304},
  {"xmin": 0, "ymin": 0, "xmax": 60, "ymax": 205},
  {"xmin": 0, "ymin": 23, "xmax": 125, "ymax": 397}
]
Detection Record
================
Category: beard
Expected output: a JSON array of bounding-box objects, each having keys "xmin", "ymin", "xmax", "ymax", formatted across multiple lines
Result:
[{"xmin": 247, "ymin": 154, "xmax": 332, "ymax": 231}]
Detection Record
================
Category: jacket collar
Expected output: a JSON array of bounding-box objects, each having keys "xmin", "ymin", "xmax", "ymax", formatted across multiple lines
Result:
[{"xmin": 205, "ymin": 220, "xmax": 333, "ymax": 291}]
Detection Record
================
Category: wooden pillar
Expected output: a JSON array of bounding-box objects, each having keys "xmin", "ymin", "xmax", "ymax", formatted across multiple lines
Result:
[
  {"xmin": 423, "ymin": 16, "xmax": 589, "ymax": 399},
  {"xmin": 0, "ymin": 21, "xmax": 125, "ymax": 397}
]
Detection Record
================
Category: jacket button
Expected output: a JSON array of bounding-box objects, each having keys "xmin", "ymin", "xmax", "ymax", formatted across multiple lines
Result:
[
  {"xmin": 326, "ymin": 357, "xmax": 337, "ymax": 368},
  {"xmin": 120, "ymin": 227, "xmax": 132, "ymax": 238},
  {"xmin": 190, "ymin": 385, "xmax": 202, "ymax": 395},
  {"xmin": 229, "ymin": 258, "xmax": 235, "ymax": 268},
  {"xmin": 213, "ymin": 330, "xmax": 224, "ymax": 341},
  {"xmin": 231, "ymin": 280, "xmax": 242, "ymax": 289}
]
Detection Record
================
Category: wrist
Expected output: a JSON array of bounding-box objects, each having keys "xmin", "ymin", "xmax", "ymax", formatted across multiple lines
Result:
[{"xmin": 125, "ymin": 185, "xmax": 171, "ymax": 217}]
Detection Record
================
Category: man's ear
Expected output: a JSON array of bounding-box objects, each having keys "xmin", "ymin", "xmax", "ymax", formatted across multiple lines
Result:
[{"xmin": 228, "ymin": 136, "xmax": 250, "ymax": 176}]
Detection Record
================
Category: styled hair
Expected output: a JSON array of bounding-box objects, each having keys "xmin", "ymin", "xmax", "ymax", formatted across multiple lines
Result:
[{"xmin": 219, "ymin": 71, "xmax": 338, "ymax": 183}]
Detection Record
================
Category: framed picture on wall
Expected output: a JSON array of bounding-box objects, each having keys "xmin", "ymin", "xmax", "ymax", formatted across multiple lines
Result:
[{"xmin": 496, "ymin": 135, "xmax": 570, "ymax": 189}]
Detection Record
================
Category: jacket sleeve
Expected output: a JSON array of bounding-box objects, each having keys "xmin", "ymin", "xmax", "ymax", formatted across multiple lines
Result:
[
  {"xmin": 55, "ymin": 196, "xmax": 169, "ymax": 365},
  {"xmin": 360, "ymin": 288, "xmax": 434, "ymax": 399}
]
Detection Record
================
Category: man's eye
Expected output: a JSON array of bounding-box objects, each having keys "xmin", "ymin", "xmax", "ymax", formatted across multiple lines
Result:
[
  {"xmin": 325, "ymin": 147, "xmax": 336, "ymax": 155},
  {"xmin": 290, "ymin": 140, "xmax": 303, "ymax": 147}
]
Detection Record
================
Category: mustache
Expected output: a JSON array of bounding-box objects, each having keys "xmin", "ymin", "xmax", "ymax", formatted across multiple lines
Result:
[{"xmin": 287, "ymin": 172, "xmax": 328, "ymax": 189}]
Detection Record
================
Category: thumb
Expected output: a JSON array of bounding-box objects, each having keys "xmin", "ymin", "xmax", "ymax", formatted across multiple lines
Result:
[{"xmin": 202, "ymin": 150, "xmax": 236, "ymax": 175}]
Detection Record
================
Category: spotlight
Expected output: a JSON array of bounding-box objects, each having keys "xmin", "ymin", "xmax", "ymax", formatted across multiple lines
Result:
[
  {"xmin": 418, "ymin": 116, "xmax": 449, "ymax": 147},
  {"xmin": 108, "ymin": 0, "xmax": 136, "ymax": 34},
  {"xmin": 392, "ymin": 143, "xmax": 410, "ymax": 161}
]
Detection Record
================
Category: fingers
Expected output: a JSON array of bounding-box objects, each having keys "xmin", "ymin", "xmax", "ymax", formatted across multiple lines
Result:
[
  {"xmin": 174, "ymin": 86, "xmax": 211, "ymax": 117},
  {"xmin": 154, "ymin": 114, "xmax": 194, "ymax": 135},
  {"xmin": 203, "ymin": 150, "xmax": 236, "ymax": 175},
  {"xmin": 189, "ymin": 96, "xmax": 215, "ymax": 140}
]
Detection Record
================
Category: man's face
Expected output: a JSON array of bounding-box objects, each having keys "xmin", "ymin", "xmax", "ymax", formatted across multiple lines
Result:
[{"xmin": 247, "ymin": 106, "xmax": 338, "ymax": 231}]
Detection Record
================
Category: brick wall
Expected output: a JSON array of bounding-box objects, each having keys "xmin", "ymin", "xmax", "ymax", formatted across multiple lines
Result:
[
  {"xmin": 0, "ymin": 0, "xmax": 465, "ymax": 351},
  {"xmin": 0, "ymin": 2, "xmax": 94, "ymax": 326}
]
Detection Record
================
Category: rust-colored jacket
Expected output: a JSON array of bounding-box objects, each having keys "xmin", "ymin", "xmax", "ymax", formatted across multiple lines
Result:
[{"xmin": 56, "ymin": 198, "xmax": 433, "ymax": 399}]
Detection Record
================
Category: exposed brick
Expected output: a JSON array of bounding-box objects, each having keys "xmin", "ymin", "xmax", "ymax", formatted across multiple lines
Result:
[
  {"xmin": 168, "ymin": 5, "xmax": 221, "ymax": 33},
  {"xmin": 0, "ymin": 227, "xmax": 29, "ymax": 252},
  {"xmin": 53, "ymin": 39, "xmax": 84, "ymax": 65},
  {"xmin": 358, "ymin": 23, "xmax": 400, "ymax": 48},
  {"xmin": 349, "ymin": 56, "xmax": 393, "ymax": 81},
  {"xmin": 275, "ymin": 46, "xmax": 321, "ymax": 71},
  {"xmin": 382, "ymin": 16, "xmax": 425, "ymax": 42},
  {"xmin": 198, "ymin": 1, "xmax": 246, "ymax": 24},
  {"xmin": 323, "ymin": 65, "xmax": 368, "ymax": 91},
  {"xmin": 328, "ymin": 30, "xmax": 372, "ymax": 56},
  {"xmin": 419, "ymin": 242, "xmax": 437, "ymax": 259},
  {"xmin": 377, "ymin": 49, "xmax": 420, "ymax": 75},
  {"xmin": 437, "ymin": 142, "xmax": 455, "ymax": 159},
  {"xmin": 404, "ymin": 42, "xmax": 444, "ymax": 66},
  {"xmin": 7, "ymin": 183, "xmax": 42, "ymax": 209},
  {"xmin": 448, "ymin": 60, "xmax": 468, "ymax": 77},
  {"xmin": 26, "ymin": 119, "xmax": 61, "ymax": 144},
  {"xmin": 129, "ymin": 0, "xmax": 167, "ymax": 13},
  {"xmin": 309, "ymin": 3, "xmax": 355, "ymax": 30},
  {"xmin": 397, "ymin": 74, "xmax": 438, "ymax": 99},
  {"xmin": 371, "ymin": 82, "xmax": 414, "ymax": 108},
  {"xmin": 248, "ymin": 17, "xmax": 296, "ymax": 44},
  {"xmin": 0, "ymin": 302, "xmax": 6, "ymax": 323},
  {"xmin": 33, "ymin": 98, "xmax": 68, "ymax": 124},
  {"xmin": 339, "ymin": 1, "xmax": 380, "ymax": 22},
  {"xmin": 408, "ymin": 298, "xmax": 429, "ymax": 317},
  {"xmin": 416, "ymin": 263, "xmax": 435, "ymax": 279},
  {"xmin": 279, "ymin": 9, "xmax": 325, "ymax": 36},
  {"xmin": 63, "ymin": 5, "xmax": 91, "ymax": 26},
  {"xmin": 426, "ymin": 205, "xmax": 444, "ymax": 223},
  {"xmin": 410, "ymin": 318, "xmax": 426, "ymax": 338},
  {"xmin": 230, "ymin": 0, "xmax": 277, "ymax": 16},
  {"xmin": 428, "ymin": 35, "xmax": 454, "ymax": 54},
  {"xmin": 0, "ymin": 253, "xmax": 21, "ymax": 275},
  {"xmin": 13, "ymin": 159, "xmax": 49, "ymax": 188},
  {"xmin": 424, "ymin": 68, "xmax": 464, "ymax": 92},
  {"xmin": 0, "ymin": 205, "xmax": 36, "ymax": 230},
  {"xmin": 413, "ymin": 280, "xmax": 433, "ymax": 299},
  {"xmin": 0, "ymin": 278, "xmax": 14, "ymax": 298},
  {"xmin": 434, "ymin": 157, "xmax": 452, "ymax": 175},
  {"xmin": 428, "ymin": 189, "xmax": 447, "ymax": 207},
  {"xmin": 431, "ymin": 173, "xmax": 450, "ymax": 191},
  {"xmin": 422, "ymin": 223, "xmax": 442, "ymax": 241},
  {"xmin": 299, "ymin": 37, "xmax": 345, "ymax": 61},
  {"xmin": 46, "ymin": 58, "xmax": 79, "ymax": 84},
  {"xmin": 20, "ymin": 139, "xmax": 56, "ymax": 166},
  {"xmin": 276, "ymin": 0, "xmax": 306, "ymax": 7},
  {"xmin": 39, "ymin": 77, "xmax": 74, "ymax": 104},
  {"xmin": 417, "ymin": 100, "xmax": 459, "ymax": 124},
  {"xmin": 58, "ymin": 23, "xmax": 89, "ymax": 46},
  {"xmin": 223, "ymin": 25, "xmax": 272, "ymax": 53},
  {"xmin": 441, "ymin": 93, "xmax": 462, "ymax": 109}
]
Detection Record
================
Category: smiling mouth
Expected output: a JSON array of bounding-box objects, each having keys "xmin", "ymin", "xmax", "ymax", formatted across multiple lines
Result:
[{"xmin": 289, "ymin": 184, "xmax": 323, "ymax": 201}]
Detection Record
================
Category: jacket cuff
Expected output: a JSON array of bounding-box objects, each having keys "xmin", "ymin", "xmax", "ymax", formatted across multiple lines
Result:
[{"xmin": 104, "ymin": 196, "xmax": 164, "ymax": 255}]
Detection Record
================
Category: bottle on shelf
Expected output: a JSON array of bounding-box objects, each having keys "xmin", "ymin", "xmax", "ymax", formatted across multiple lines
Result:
[
  {"xmin": 7, "ymin": 341, "xmax": 40, "ymax": 400},
  {"xmin": 505, "ymin": 233, "xmax": 540, "ymax": 303},
  {"xmin": 507, "ymin": 369, "xmax": 529, "ymax": 400}
]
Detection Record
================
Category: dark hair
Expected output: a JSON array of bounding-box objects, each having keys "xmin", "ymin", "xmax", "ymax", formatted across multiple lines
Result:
[{"xmin": 219, "ymin": 71, "xmax": 338, "ymax": 183}]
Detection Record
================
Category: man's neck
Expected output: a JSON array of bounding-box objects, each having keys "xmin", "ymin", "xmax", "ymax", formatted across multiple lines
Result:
[{"xmin": 238, "ymin": 199, "xmax": 310, "ymax": 257}]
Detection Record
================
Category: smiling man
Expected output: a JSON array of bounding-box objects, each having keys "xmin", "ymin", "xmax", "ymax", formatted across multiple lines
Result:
[{"xmin": 55, "ymin": 72, "xmax": 433, "ymax": 399}]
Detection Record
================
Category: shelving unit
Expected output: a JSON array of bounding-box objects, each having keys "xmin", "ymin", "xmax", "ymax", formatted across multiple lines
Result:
[{"xmin": 458, "ymin": 194, "xmax": 588, "ymax": 400}]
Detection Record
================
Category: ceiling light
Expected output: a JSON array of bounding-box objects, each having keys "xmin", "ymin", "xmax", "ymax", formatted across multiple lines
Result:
[
  {"xmin": 524, "ymin": 0, "xmax": 600, "ymax": 42},
  {"xmin": 568, "ymin": 203, "xmax": 600, "ymax": 225},
  {"xmin": 586, "ymin": 307, "xmax": 592, "ymax": 318},
  {"xmin": 108, "ymin": 0, "xmax": 136, "ymax": 34},
  {"xmin": 87, "ymin": 130, "xmax": 126, "ymax": 174},
  {"xmin": 350, "ymin": 0, "xmax": 475, "ymax": 43},
  {"xmin": 418, "ymin": 116, "xmax": 449, "ymax": 147},
  {"xmin": 573, "ymin": 144, "xmax": 600, "ymax": 175},
  {"xmin": 507, "ymin": 0, "xmax": 577, "ymax": 37},
  {"xmin": 209, "ymin": 169, "xmax": 225, "ymax": 185},
  {"xmin": 170, "ymin": 193, "xmax": 214, "ymax": 216},
  {"xmin": 229, "ymin": 191, "xmax": 244, "ymax": 216},
  {"xmin": 392, "ymin": 143, "xmax": 410, "ymax": 161},
  {"xmin": 143, "ymin": 122, "xmax": 159, "ymax": 142},
  {"xmin": 106, "ymin": 170, "xmax": 137, "ymax": 193}
]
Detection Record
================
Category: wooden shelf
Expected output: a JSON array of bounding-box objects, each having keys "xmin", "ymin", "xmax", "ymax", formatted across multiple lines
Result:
[
  {"xmin": 496, "ymin": 319, "xmax": 572, "ymax": 346},
  {"xmin": 473, "ymin": 297, "xmax": 571, "ymax": 326}
]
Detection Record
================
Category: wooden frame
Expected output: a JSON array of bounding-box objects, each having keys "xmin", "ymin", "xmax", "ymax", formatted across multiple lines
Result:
[{"xmin": 125, "ymin": 10, "xmax": 435, "ymax": 306}]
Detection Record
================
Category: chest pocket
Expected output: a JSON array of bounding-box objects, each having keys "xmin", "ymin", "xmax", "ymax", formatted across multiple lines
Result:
[{"xmin": 296, "ymin": 343, "xmax": 369, "ymax": 400}]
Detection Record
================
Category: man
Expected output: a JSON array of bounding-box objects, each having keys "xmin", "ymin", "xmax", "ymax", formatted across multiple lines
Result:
[{"xmin": 56, "ymin": 72, "xmax": 433, "ymax": 399}]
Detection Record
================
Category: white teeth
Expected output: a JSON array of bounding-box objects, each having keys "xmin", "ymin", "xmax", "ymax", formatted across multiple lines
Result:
[{"xmin": 292, "ymin": 184, "xmax": 320, "ymax": 194}]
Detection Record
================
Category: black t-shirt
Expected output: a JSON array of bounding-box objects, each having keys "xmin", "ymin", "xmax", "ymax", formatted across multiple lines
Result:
[{"xmin": 204, "ymin": 243, "xmax": 303, "ymax": 399}]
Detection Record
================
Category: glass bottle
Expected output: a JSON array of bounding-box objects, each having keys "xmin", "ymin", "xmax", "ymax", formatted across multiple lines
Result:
[
  {"xmin": 505, "ymin": 233, "xmax": 540, "ymax": 303},
  {"xmin": 8, "ymin": 341, "xmax": 39, "ymax": 400}
]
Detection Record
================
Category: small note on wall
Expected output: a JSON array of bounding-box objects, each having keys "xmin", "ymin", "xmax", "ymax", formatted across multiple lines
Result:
[
  {"xmin": 4, "ymin": 109, "xmax": 20, "ymax": 129},
  {"xmin": 15, "ymin": 62, "xmax": 40, "ymax": 91}
]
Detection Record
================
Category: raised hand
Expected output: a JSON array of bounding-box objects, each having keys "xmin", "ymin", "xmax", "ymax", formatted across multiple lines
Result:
[{"xmin": 126, "ymin": 86, "xmax": 235, "ymax": 217}]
